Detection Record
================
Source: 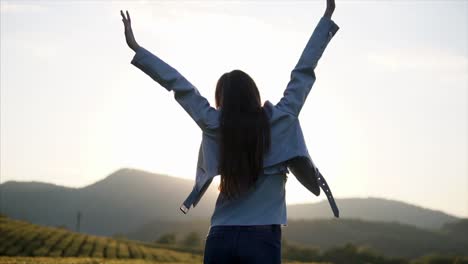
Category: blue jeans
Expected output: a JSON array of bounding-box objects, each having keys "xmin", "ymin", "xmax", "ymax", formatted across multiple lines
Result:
[{"xmin": 203, "ymin": 224, "xmax": 282, "ymax": 264}]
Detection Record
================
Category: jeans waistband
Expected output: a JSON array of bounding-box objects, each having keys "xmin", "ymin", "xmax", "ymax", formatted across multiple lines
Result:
[{"xmin": 209, "ymin": 224, "xmax": 281, "ymax": 232}]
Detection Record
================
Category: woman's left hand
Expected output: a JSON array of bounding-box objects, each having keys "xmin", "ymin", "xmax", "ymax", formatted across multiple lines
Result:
[{"xmin": 121, "ymin": 10, "xmax": 140, "ymax": 52}]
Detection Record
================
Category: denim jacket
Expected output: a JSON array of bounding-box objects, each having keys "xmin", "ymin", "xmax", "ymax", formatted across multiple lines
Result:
[{"xmin": 130, "ymin": 16, "xmax": 340, "ymax": 218}]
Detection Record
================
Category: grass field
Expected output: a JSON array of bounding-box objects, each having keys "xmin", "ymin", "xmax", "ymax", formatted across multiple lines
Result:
[
  {"xmin": 3, "ymin": 215, "xmax": 467, "ymax": 263},
  {"xmin": 0, "ymin": 216, "xmax": 326, "ymax": 264},
  {"xmin": 0, "ymin": 257, "xmax": 324, "ymax": 264},
  {"xmin": 0, "ymin": 216, "xmax": 202, "ymax": 263},
  {"xmin": 0, "ymin": 257, "xmax": 200, "ymax": 264}
]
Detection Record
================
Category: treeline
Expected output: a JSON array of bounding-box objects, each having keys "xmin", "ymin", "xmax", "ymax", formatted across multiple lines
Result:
[
  {"xmin": 153, "ymin": 230, "xmax": 468, "ymax": 264},
  {"xmin": 282, "ymin": 218, "xmax": 468, "ymax": 258},
  {"xmin": 128, "ymin": 218, "xmax": 468, "ymax": 259},
  {"xmin": 281, "ymin": 241, "xmax": 468, "ymax": 264}
]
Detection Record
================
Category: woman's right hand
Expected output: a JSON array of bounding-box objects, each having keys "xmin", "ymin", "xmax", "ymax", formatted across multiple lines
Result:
[
  {"xmin": 324, "ymin": 0, "xmax": 335, "ymax": 19},
  {"xmin": 121, "ymin": 10, "xmax": 140, "ymax": 52}
]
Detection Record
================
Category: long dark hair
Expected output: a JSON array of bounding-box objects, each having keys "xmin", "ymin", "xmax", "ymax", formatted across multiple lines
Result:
[{"xmin": 215, "ymin": 69, "xmax": 271, "ymax": 200}]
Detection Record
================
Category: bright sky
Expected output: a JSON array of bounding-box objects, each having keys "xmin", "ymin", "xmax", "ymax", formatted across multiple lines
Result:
[{"xmin": 1, "ymin": 1, "xmax": 467, "ymax": 218}]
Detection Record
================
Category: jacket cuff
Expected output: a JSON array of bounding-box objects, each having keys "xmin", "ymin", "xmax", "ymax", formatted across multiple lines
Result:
[
  {"xmin": 130, "ymin": 45, "xmax": 149, "ymax": 65},
  {"xmin": 319, "ymin": 16, "xmax": 340, "ymax": 39}
]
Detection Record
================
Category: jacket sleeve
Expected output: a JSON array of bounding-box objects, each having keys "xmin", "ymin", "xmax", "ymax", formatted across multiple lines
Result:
[
  {"xmin": 130, "ymin": 46, "xmax": 218, "ymax": 131},
  {"xmin": 275, "ymin": 16, "xmax": 340, "ymax": 117}
]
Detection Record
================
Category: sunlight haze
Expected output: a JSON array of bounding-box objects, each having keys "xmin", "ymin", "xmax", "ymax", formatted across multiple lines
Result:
[{"xmin": 1, "ymin": 1, "xmax": 467, "ymax": 217}]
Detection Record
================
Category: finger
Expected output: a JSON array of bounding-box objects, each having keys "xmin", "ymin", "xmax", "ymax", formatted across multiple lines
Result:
[
  {"xmin": 120, "ymin": 10, "xmax": 126, "ymax": 21},
  {"xmin": 126, "ymin": 10, "xmax": 131, "ymax": 24}
]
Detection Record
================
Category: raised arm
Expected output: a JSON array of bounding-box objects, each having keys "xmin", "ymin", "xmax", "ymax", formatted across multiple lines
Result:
[
  {"xmin": 275, "ymin": 0, "xmax": 339, "ymax": 117},
  {"xmin": 121, "ymin": 10, "xmax": 218, "ymax": 131}
]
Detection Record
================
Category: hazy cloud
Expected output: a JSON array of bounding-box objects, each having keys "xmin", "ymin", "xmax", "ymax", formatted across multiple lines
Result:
[
  {"xmin": 367, "ymin": 48, "xmax": 468, "ymax": 72},
  {"xmin": 0, "ymin": 1, "xmax": 47, "ymax": 14}
]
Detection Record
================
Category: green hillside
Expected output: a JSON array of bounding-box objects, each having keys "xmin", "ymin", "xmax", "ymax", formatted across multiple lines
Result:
[
  {"xmin": 127, "ymin": 218, "xmax": 468, "ymax": 259},
  {"xmin": 1, "ymin": 168, "xmax": 460, "ymax": 236},
  {"xmin": 0, "ymin": 258, "xmax": 198, "ymax": 264},
  {"xmin": 0, "ymin": 215, "xmax": 328, "ymax": 264},
  {"xmin": 0, "ymin": 215, "xmax": 201, "ymax": 263},
  {"xmin": 2, "ymin": 215, "xmax": 467, "ymax": 264}
]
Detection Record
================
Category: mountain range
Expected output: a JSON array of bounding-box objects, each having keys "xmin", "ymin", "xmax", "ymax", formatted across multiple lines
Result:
[{"xmin": 0, "ymin": 168, "xmax": 460, "ymax": 237}]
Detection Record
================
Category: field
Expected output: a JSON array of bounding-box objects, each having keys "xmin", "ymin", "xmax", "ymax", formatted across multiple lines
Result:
[
  {"xmin": 4, "ymin": 215, "xmax": 466, "ymax": 264},
  {"xmin": 0, "ymin": 216, "xmax": 202, "ymax": 263},
  {"xmin": 0, "ymin": 257, "xmax": 324, "ymax": 264},
  {"xmin": 0, "ymin": 258, "xmax": 197, "ymax": 264},
  {"xmin": 0, "ymin": 216, "xmax": 326, "ymax": 264}
]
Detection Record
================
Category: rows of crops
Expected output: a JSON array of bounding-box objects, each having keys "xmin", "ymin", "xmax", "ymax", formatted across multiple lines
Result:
[
  {"xmin": 0, "ymin": 257, "xmax": 207, "ymax": 264},
  {"xmin": 0, "ymin": 216, "xmax": 201, "ymax": 263},
  {"xmin": 0, "ymin": 257, "xmax": 324, "ymax": 264}
]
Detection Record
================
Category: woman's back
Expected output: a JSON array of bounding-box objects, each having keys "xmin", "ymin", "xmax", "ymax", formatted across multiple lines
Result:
[{"xmin": 210, "ymin": 163, "xmax": 289, "ymax": 227}]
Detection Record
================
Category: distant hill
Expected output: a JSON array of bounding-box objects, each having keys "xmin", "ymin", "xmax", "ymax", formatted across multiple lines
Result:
[
  {"xmin": 0, "ymin": 168, "xmax": 218, "ymax": 236},
  {"xmin": 0, "ymin": 168, "xmax": 460, "ymax": 236},
  {"xmin": 282, "ymin": 218, "xmax": 468, "ymax": 258},
  {"xmin": 287, "ymin": 197, "xmax": 459, "ymax": 229},
  {"xmin": 441, "ymin": 218, "xmax": 468, "ymax": 242},
  {"xmin": 125, "ymin": 218, "xmax": 468, "ymax": 258}
]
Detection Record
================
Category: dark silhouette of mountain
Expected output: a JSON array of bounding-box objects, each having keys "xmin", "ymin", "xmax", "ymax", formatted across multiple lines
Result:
[
  {"xmin": 441, "ymin": 218, "xmax": 468, "ymax": 242},
  {"xmin": 281, "ymin": 218, "xmax": 468, "ymax": 258},
  {"xmin": 125, "ymin": 218, "xmax": 468, "ymax": 258},
  {"xmin": 0, "ymin": 168, "xmax": 460, "ymax": 236},
  {"xmin": 0, "ymin": 168, "xmax": 218, "ymax": 236},
  {"xmin": 287, "ymin": 197, "xmax": 459, "ymax": 229}
]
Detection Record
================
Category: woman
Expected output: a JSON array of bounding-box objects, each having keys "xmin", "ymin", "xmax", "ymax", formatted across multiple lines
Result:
[{"xmin": 121, "ymin": 1, "xmax": 339, "ymax": 263}]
